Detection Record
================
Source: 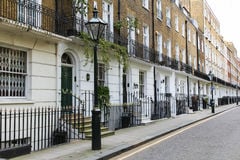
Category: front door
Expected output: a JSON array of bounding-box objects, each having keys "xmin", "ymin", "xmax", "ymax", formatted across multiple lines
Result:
[{"xmin": 61, "ymin": 66, "xmax": 72, "ymax": 113}]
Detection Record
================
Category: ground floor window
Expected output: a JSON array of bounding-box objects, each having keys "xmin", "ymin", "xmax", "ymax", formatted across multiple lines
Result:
[
  {"xmin": 139, "ymin": 71, "xmax": 145, "ymax": 97},
  {"xmin": 0, "ymin": 46, "xmax": 27, "ymax": 97},
  {"xmin": 98, "ymin": 63, "xmax": 105, "ymax": 86}
]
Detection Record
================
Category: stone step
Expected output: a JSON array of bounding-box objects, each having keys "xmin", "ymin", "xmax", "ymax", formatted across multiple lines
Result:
[
  {"xmin": 65, "ymin": 114, "xmax": 115, "ymax": 139},
  {"xmin": 85, "ymin": 130, "xmax": 115, "ymax": 140},
  {"xmin": 84, "ymin": 127, "xmax": 109, "ymax": 135}
]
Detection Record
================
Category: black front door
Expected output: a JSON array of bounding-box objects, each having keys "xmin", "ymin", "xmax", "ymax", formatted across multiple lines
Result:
[{"xmin": 61, "ymin": 66, "xmax": 72, "ymax": 113}]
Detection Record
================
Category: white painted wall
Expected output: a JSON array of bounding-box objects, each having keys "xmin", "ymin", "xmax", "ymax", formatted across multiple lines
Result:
[{"xmin": 0, "ymin": 30, "xmax": 58, "ymax": 108}]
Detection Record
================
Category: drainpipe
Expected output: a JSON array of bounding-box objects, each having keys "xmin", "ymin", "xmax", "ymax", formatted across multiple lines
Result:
[{"xmin": 185, "ymin": 20, "xmax": 190, "ymax": 109}]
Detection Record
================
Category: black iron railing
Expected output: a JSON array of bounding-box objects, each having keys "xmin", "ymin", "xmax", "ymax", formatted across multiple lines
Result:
[
  {"xmin": 194, "ymin": 69, "xmax": 209, "ymax": 81},
  {"xmin": 176, "ymin": 94, "xmax": 187, "ymax": 115},
  {"xmin": 0, "ymin": 107, "xmax": 71, "ymax": 153},
  {"xmin": 152, "ymin": 93, "xmax": 171, "ymax": 119}
]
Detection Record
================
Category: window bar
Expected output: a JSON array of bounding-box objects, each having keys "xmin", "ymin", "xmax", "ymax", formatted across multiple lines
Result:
[
  {"xmin": 26, "ymin": 109, "xmax": 29, "ymax": 146},
  {"xmin": 9, "ymin": 110, "xmax": 12, "ymax": 148},
  {"xmin": 37, "ymin": 108, "xmax": 40, "ymax": 150},
  {"xmin": 68, "ymin": 108, "xmax": 71, "ymax": 142},
  {"xmin": 29, "ymin": 108, "xmax": 33, "ymax": 150},
  {"xmin": 4, "ymin": 109, "xmax": 7, "ymax": 149},
  {"xmin": 74, "ymin": 101, "xmax": 76, "ymax": 139},
  {"xmin": 78, "ymin": 95, "xmax": 80, "ymax": 139},
  {"xmin": 47, "ymin": 107, "xmax": 50, "ymax": 147},
  {"xmin": 51, "ymin": 107, "xmax": 54, "ymax": 146},
  {"xmin": 41, "ymin": 107, "xmax": 43, "ymax": 149},
  {"xmin": 44, "ymin": 107, "xmax": 47, "ymax": 149},
  {"xmin": 13, "ymin": 109, "xmax": 17, "ymax": 147},
  {"xmin": 54, "ymin": 107, "xmax": 57, "ymax": 144},
  {"xmin": 33, "ymin": 108, "xmax": 36, "ymax": 151},
  {"xmin": 18, "ymin": 109, "xmax": 21, "ymax": 147},
  {"xmin": 0, "ymin": 109, "xmax": 2, "ymax": 149},
  {"xmin": 22, "ymin": 109, "xmax": 25, "ymax": 147}
]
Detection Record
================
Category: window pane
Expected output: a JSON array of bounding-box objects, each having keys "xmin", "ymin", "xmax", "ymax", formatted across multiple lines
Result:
[
  {"xmin": 98, "ymin": 63, "xmax": 105, "ymax": 86},
  {"xmin": 0, "ymin": 46, "xmax": 27, "ymax": 97}
]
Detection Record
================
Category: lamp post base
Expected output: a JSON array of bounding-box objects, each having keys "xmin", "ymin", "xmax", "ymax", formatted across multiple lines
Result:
[
  {"xmin": 92, "ymin": 109, "xmax": 101, "ymax": 150},
  {"xmin": 211, "ymin": 99, "xmax": 215, "ymax": 113}
]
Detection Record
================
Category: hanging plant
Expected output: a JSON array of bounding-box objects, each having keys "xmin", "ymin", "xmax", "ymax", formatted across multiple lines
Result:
[
  {"xmin": 114, "ymin": 17, "xmax": 138, "ymax": 31},
  {"xmin": 97, "ymin": 86, "xmax": 110, "ymax": 108},
  {"xmin": 79, "ymin": 32, "xmax": 129, "ymax": 69}
]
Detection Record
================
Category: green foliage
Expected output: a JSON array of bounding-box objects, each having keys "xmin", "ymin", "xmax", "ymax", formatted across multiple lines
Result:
[
  {"xmin": 79, "ymin": 32, "xmax": 129, "ymax": 69},
  {"xmin": 114, "ymin": 17, "xmax": 138, "ymax": 30},
  {"xmin": 99, "ymin": 39, "xmax": 129, "ymax": 70},
  {"xmin": 98, "ymin": 86, "xmax": 110, "ymax": 108}
]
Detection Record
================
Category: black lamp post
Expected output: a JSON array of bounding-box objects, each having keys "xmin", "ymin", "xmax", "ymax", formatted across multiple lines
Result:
[
  {"xmin": 208, "ymin": 71, "xmax": 215, "ymax": 113},
  {"xmin": 85, "ymin": 7, "xmax": 107, "ymax": 150}
]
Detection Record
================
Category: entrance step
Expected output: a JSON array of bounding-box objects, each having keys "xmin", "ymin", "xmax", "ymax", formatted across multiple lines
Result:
[{"xmin": 68, "ymin": 114, "xmax": 115, "ymax": 139}]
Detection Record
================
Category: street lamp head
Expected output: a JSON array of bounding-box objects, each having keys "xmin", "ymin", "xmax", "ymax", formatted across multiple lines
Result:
[{"xmin": 85, "ymin": 7, "xmax": 107, "ymax": 42}]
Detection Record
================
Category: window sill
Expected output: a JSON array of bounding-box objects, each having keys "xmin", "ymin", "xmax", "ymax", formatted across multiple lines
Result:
[
  {"xmin": 142, "ymin": 6, "xmax": 149, "ymax": 11},
  {"xmin": 157, "ymin": 17, "xmax": 163, "ymax": 22},
  {"xmin": 0, "ymin": 99, "xmax": 34, "ymax": 105}
]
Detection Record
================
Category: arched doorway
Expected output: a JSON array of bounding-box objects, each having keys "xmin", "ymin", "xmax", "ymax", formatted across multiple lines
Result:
[{"xmin": 61, "ymin": 53, "xmax": 73, "ymax": 112}]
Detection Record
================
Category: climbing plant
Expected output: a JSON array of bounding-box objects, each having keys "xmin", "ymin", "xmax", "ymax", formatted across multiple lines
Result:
[
  {"xmin": 114, "ymin": 17, "xmax": 138, "ymax": 30},
  {"xmin": 79, "ymin": 32, "xmax": 129, "ymax": 70},
  {"xmin": 73, "ymin": 0, "xmax": 129, "ymax": 68}
]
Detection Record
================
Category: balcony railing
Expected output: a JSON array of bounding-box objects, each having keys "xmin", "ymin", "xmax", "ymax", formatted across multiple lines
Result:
[
  {"xmin": 194, "ymin": 69, "xmax": 209, "ymax": 81},
  {"xmin": 0, "ymin": 0, "xmax": 195, "ymax": 77}
]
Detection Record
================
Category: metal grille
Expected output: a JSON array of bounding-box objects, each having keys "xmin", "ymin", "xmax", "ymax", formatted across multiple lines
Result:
[{"xmin": 0, "ymin": 46, "xmax": 27, "ymax": 97}]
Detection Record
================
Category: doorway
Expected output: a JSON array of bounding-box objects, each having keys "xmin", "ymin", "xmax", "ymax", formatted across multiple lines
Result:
[{"xmin": 61, "ymin": 53, "xmax": 73, "ymax": 113}]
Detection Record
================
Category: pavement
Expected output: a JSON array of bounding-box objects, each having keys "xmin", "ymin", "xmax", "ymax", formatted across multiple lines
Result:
[{"xmin": 12, "ymin": 104, "xmax": 238, "ymax": 160}]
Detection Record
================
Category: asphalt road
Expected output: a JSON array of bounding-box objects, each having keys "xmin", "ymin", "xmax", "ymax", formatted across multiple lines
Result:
[{"xmin": 112, "ymin": 107, "xmax": 240, "ymax": 160}]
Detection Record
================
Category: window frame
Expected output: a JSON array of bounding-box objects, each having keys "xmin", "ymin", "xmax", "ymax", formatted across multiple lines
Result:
[
  {"xmin": 0, "ymin": 46, "xmax": 28, "ymax": 98},
  {"xmin": 142, "ymin": 0, "xmax": 149, "ymax": 9},
  {"xmin": 18, "ymin": 0, "xmax": 42, "ymax": 28},
  {"xmin": 156, "ymin": 0, "xmax": 162, "ymax": 20},
  {"xmin": 98, "ymin": 63, "xmax": 106, "ymax": 86},
  {"xmin": 139, "ymin": 71, "xmax": 145, "ymax": 98},
  {"xmin": 175, "ymin": 15, "xmax": 179, "ymax": 32},
  {"xmin": 166, "ymin": 7, "xmax": 171, "ymax": 28}
]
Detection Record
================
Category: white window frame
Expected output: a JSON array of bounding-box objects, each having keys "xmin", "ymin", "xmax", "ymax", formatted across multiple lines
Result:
[
  {"xmin": 142, "ymin": 0, "xmax": 149, "ymax": 9},
  {"xmin": 166, "ymin": 7, "xmax": 171, "ymax": 27},
  {"xmin": 156, "ymin": 0, "xmax": 162, "ymax": 20},
  {"xmin": 127, "ymin": 17, "xmax": 136, "ymax": 56},
  {"xmin": 18, "ymin": 0, "xmax": 42, "ymax": 28},
  {"xmin": 0, "ymin": 46, "xmax": 28, "ymax": 98},
  {"xmin": 98, "ymin": 63, "xmax": 106, "ymax": 86},
  {"xmin": 157, "ymin": 32, "xmax": 163, "ymax": 61},
  {"xmin": 143, "ymin": 25, "xmax": 149, "ymax": 60},
  {"xmin": 193, "ymin": 33, "xmax": 196, "ymax": 46},
  {"xmin": 188, "ymin": 29, "xmax": 191, "ymax": 42},
  {"xmin": 139, "ymin": 71, "xmax": 145, "ymax": 98},
  {"xmin": 75, "ymin": 0, "xmax": 88, "ymax": 32},
  {"xmin": 102, "ymin": 1, "xmax": 113, "ymax": 41},
  {"xmin": 175, "ymin": 16, "xmax": 179, "ymax": 32},
  {"xmin": 166, "ymin": 39, "xmax": 171, "ymax": 58},
  {"xmin": 175, "ymin": 44, "xmax": 179, "ymax": 61},
  {"xmin": 182, "ymin": 23, "xmax": 185, "ymax": 37},
  {"xmin": 194, "ymin": 57, "xmax": 197, "ymax": 69},
  {"xmin": 182, "ymin": 49, "xmax": 186, "ymax": 63}
]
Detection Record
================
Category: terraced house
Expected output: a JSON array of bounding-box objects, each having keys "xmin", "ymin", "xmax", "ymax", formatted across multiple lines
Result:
[{"xmin": 0, "ymin": 0, "xmax": 239, "ymax": 158}]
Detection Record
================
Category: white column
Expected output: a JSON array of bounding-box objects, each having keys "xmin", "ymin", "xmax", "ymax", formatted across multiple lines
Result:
[{"xmin": 170, "ymin": 72, "xmax": 176, "ymax": 117}]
